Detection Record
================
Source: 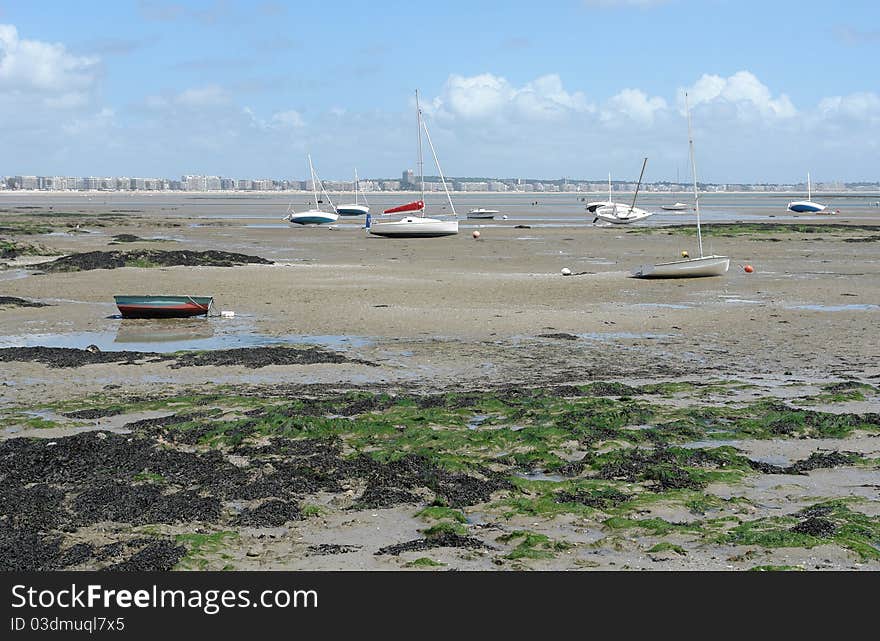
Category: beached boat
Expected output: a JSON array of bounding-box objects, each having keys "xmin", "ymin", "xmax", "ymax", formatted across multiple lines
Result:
[
  {"xmin": 632, "ymin": 94, "xmax": 729, "ymax": 279},
  {"xmin": 369, "ymin": 90, "xmax": 459, "ymax": 238},
  {"xmin": 336, "ymin": 168, "xmax": 370, "ymax": 216},
  {"xmin": 287, "ymin": 155, "xmax": 340, "ymax": 225},
  {"xmin": 661, "ymin": 202, "xmax": 690, "ymax": 211},
  {"xmin": 467, "ymin": 208, "xmax": 499, "ymax": 219},
  {"xmin": 114, "ymin": 295, "xmax": 213, "ymax": 318},
  {"xmin": 586, "ymin": 173, "xmax": 626, "ymax": 217},
  {"xmin": 787, "ymin": 173, "xmax": 826, "ymax": 213},
  {"xmin": 593, "ymin": 158, "xmax": 654, "ymax": 225}
]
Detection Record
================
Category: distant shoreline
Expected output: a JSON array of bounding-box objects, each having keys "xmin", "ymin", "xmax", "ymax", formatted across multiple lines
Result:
[{"xmin": 1, "ymin": 189, "xmax": 878, "ymax": 197}]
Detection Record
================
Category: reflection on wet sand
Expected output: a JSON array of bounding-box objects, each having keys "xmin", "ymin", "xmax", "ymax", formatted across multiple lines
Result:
[{"xmin": 114, "ymin": 318, "xmax": 214, "ymax": 346}]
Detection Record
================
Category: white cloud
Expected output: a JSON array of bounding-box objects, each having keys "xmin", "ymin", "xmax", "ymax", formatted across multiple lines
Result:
[
  {"xmin": 817, "ymin": 92, "xmax": 880, "ymax": 122},
  {"xmin": 175, "ymin": 84, "xmax": 229, "ymax": 107},
  {"xmin": 681, "ymin": 71, "xmax": 796, "ymax": 119},
  {"xmin": 431, "ymin": 72, "xmax": 591, "ymax": 123},
  {"xmin": 271, "ymin": 109, "xmax": 305, "ymax": 128},
  {"xmin": 602, "ymin": 88, "xmax": 667, "ymax": 125},
  {"xmin": 0, "ymin": 23, "xmax": 99, "ymax": 106}
]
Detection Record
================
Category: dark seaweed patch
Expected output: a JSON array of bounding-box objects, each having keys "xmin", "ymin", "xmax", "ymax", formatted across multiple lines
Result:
[
  {"xmin": 0, "ymin": 296, "xmax": 49, "ymax": 308},
  {"xmin": 235, "ymin": 500, "xmax": 301, "ymax": 527},
  {"xmin": 790, "ymin": 517, "xmax": 837, "ymax": 538},
  {"xmin": 375, "ymin": 532, "xmax": 488, "ymax": 556},
  {"xmin": 307, "ymin": 544, "xmax": 362, "ymax": 556},
  {"xmin": 41, "ymin": 249, "xmax": 273, "ymax": 272}
]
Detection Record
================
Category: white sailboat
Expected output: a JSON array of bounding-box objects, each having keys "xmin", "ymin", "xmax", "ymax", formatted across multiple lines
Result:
[
  {"xmin": 632, "ymin": 94, "xmax": 729, "ymax": 279},
  {"xmin": 336, "ymin": 168, "xmax": 370, "ymax": 216},
  {"xmin": 661, "ymin": 167, "xmax": 690, "ymax": 211},
  {"xmin": 592, "ymin": 158, "xmax": 654, "ymax": 224},
  {"xmin": 787, "ymin": 172, "xmax": 827, "ymax": 213},
  {"xmin": 286, "ymin": 155, "xmax": 339, "ymax": 225},
  {"xmin": 368, "ymin": 91, "xmax": 459, "ymax": 238},
  {"xmin": 585, "ymin": 173, "xmax": 617, "ymax": 216}
]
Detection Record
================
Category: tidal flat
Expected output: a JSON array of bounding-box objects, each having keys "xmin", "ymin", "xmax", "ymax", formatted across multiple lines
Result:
[{"xmin": 1, "ymin": 193, "xmax": 878, "ymax": 570}]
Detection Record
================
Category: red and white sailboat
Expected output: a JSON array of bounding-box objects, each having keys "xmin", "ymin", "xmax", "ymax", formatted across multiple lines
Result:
[{"xmin": 368, "ymin": 90, "xmax": 459, "ymax": 238}]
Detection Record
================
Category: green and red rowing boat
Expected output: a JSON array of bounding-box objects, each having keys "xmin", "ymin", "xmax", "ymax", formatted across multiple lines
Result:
[{"xmin": 114, "ymin": 295, "xmax": 213, "ymax": 319}]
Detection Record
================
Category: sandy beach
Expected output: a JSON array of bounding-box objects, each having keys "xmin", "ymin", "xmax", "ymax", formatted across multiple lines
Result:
[{"xmin": 1, "ymin": 193, "xmax": 879, "ymax": 571}]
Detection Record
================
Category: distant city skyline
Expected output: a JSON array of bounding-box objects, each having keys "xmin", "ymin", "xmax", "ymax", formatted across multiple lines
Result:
[
  {"xmin": 1, "ymin": 1, "xmax": 878, "ymax": 182},
  {"xmin": 4, "ymin": 172, "xmax": 876, "ymax": 193}
]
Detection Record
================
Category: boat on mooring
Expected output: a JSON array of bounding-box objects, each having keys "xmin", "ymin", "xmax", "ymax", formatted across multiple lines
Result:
[
  {"xmin": 114, "ymin": 295, "xmax": 213, "ymax": 318},
  {"xmin": 286, "ymin": 155, "xmax": 340, "ymax": 225},
  {"xmin": 368, "ymin": 90, "xmax": 459, "ymax": 238},
  {"xmin": 466, "ymin": 208, "xmax": 499, "ymax": 219},
  {"xmin": 632, "ymin": 94, "xmax": 729, "ymax": 279},
  {"xmin": 787, "ymin": 172, "xmax": 827, "ymax": 213}
]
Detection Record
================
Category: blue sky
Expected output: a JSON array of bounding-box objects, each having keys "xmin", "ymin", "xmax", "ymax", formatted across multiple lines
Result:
[{"xmin": 1, "ymin": 0, "xmax": 878, "ymax": 182}]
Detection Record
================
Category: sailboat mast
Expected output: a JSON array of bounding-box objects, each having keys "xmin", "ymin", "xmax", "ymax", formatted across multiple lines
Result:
[
  {"xmin": 421, "ymin": 113, "xmax": 456, "ymax": 217},
  {"xmin": 354, "ymin": 168, "xmax": 359, "ymax": 206},
  {"xmin": 685, "ymin": 93, "xmax": 704, "ymax": 258},
  {"xmin": 308, "ymin": 153, "xmax": 318, "ymax": 209},
  {"xmin": 416, "ymin": 89, "xmax": 425, "ymax": 215},
  {"xmin": 807, "ymin": 172, "xmax": 811, "ymax": 201},
  {"xmin": 608, "ymin": 172, "xmax": 612, "ymax": 203},
  {"xmin": 629, "ymin": 157, "xmax": 648, "ymax": 213}
]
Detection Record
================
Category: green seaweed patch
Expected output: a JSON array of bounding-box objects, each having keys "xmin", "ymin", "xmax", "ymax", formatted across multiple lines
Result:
[
  {"xmin": 133, "ymin": 471, "xmax": 166, "ymax": 485},
  {"xmin": 422, "ymin": 521, "xmax": 468, "ymax": 538},
  {"xmin": 497, "ymin": 530, "xmax": 573, "ymax": 560},
  {"xmin": 795, "ymin": 382, "xmax": 877, "ymax": 406},
  {"xmin": 301, "ymin": 505, "xmax": 324, "ymax": 518},
  {"xmin": 0, "ymin": 221, "xmax": 55, "ymax": 235},
  {"xmin": 724, "ymin": 501, "xmax": 880, "ymax": 560},
  {"xmin": 416, "ymin": 506, "xmax": 467, "ymax": 523},
  {"xmin": 174, "ymin": 531, "xmax": 239, "ymax": 570},
  {"xmin": 1, "ymin": 238, "xmax": 57, "ymax": 258},
  {"xmin": 648, "ymin": 542, "xmax": 687, "ymax": 556},
  {"xmin": 670, "ymin": 400, "xmax": 880, "ymax": 439},
  {"xmin": 496, "ymin": 478, "xmax": 634, "ymax": 519},
  {"xmin": 593, "ymin": 446, "xmax": 751, "ymax": 491},
  {"xmin": 603, "ymin": 516, "xmax": 706, "ymax": 536},
  {"xmin": 406, "ymin": 557, "xmax": 446, "ymax": 567}
]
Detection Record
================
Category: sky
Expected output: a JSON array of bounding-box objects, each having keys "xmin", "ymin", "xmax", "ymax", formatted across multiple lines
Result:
[{"xmin": 0, "ymin": 0, "xmax": 878, "ymax": 183}]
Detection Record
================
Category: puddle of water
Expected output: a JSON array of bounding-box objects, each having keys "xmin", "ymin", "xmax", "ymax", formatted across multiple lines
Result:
[
  {"xmin": 680, "ymin": 439, "xmax": 740, "ymax": 449},
  {"xmin": 789, "ymin": 304, "xmax": 880, "ymax": 312},
  {"xmin": 467, "ymin": 414, "xmax": 489, "ymax": 430},
  {"xmin": 0, "ymin": 319, "xmax": 372, "ymax": 353},
  {"xmin": 636, "ymin": 303, "xmax": 693, "ymax": 310},
  {"xmin": 515, "ymin": 470, "xmax": 565, "ymax": 482},
  {"xmin": 748, "ymin": 454, "xmax": 792, "ymax": 468},
  {"xmin": 0, "ymin": 269, "xmax": 31, "ymax": 281}
]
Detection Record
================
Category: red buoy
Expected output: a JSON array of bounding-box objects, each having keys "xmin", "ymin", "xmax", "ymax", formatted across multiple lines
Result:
[{"xmin": 744, "ymin": 264, "xmax": 754, "ymax": 273}]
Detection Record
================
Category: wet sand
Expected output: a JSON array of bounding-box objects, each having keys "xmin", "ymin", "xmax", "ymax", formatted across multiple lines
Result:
[{"xmin": 1, "ymin": 194, "xmax": 879, "ymax": 571}]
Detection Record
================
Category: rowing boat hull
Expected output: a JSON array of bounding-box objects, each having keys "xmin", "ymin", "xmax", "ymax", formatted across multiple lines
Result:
[
  {"xmin": 114, "ymin": 296, "xmax": 213, "ymax": 318},
  {"xmin": 632, "ymin": 256, "xmax": 729, "ymax": 279}
]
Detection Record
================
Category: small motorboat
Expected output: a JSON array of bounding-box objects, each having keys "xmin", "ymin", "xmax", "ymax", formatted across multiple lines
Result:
[
  {"xmin": 661, "ymin": 202, "xmax": 690, "ymax": 211},
  {"xmin": 114, "ymin": 295, "xmax": 213, "ymax": 318},
  {"xmin": 466, "ymin": 208, "xmax": 499, "ymax": 219}
]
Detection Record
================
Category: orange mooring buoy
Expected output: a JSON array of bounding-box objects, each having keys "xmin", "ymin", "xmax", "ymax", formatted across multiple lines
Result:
[{"xmin": 743, "ymin": 264, "xmax": 754, "ymax": 273}]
